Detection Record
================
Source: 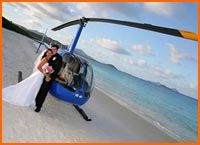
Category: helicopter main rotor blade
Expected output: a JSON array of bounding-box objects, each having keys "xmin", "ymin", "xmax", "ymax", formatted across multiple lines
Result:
[
  {"xmin": 88, "ymin": 18, "xmax": 198, "ymax": 41},
  {"xmin": 52, "ymin": 17, "xmax": 198, "ymax": 41},
  {"xmin": 52, "ymin": 19, "xmax": 82, "ymax": 31}
]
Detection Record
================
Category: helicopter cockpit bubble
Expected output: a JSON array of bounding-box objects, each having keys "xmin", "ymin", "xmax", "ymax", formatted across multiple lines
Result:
[{"xmin": 56, "ymin": 53, "xmax": 94, "ymax": 98}]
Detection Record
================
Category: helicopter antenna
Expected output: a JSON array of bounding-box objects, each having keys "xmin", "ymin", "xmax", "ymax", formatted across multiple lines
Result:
[{"xmin": 36, "ymin": 28, "xmax": 48, "ymax": 53}]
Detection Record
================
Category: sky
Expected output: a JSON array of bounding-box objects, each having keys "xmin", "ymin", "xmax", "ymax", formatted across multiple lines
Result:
[{"xmin": 2, "ymin": 2, "xmax": 198, "ymax": 99}]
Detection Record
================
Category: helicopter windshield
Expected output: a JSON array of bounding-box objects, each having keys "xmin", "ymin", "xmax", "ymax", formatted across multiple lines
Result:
[{"xmin": 56, "ymin": 53, "xmax": 94, "ymax": 97}]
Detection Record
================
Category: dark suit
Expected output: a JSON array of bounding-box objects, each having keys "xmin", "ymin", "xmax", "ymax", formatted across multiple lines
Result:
[{"xmin": 35, "ymin": 53, "xmax": 62, "ymax": 109}]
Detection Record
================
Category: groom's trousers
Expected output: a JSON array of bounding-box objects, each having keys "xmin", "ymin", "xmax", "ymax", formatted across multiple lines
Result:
[{"xmin": 35, "ymin": 77, "xmax": 53, "ymax": 109}]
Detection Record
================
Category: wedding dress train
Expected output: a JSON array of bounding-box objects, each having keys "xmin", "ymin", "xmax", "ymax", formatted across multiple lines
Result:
[
  {"xmin": 2, "ymin": 71, "xmax": 44, "ymax": 106},
  {"xmin": 2, "ymin": 50, "xmax": 46, "ymax": 106}
]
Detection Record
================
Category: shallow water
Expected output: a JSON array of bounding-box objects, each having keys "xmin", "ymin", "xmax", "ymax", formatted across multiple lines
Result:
[{"xmin": 90, "ymin": 60, "xmax": 197, "ymax": 142}]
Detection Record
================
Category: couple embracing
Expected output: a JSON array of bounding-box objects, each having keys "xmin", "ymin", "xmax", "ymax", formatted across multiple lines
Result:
[{"xmin": 3, "ymin": 45, "xmax": 63, "ymax": 113}]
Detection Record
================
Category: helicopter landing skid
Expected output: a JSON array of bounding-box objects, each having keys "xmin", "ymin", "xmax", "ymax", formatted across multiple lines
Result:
[{"xmin": 73, "ymin": 105, "xmax": 92, "ymax": 121}]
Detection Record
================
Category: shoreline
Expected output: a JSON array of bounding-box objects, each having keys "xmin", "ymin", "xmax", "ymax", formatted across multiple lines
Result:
[{"xmin": 95, "ymin": 85, "xmax": 181, "ymax": 142}]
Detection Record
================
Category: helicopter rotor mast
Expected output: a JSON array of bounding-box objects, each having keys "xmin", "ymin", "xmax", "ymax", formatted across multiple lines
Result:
[
  {"xmin": 68, "ymin": 18, "xmax": 87, "ymax": 53},
  {"xmin": 52, "ymin": 17, "xmax": 198, "ymax": 42}
]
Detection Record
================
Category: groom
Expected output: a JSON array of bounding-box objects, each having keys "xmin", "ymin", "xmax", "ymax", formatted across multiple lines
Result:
[{"xmin": 35, "ymin": 44, "xmax": 62, "ymax": 112}]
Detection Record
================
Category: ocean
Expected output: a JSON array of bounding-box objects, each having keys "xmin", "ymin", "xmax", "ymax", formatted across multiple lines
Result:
[{"xmin": 89, "ymin": 59, "xmax": 197, "ymax": 142}]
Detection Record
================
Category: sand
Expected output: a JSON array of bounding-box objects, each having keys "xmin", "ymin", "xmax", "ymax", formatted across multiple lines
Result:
[{"xmin": 2, "ymin": 28, "xmax": 177, "ymax": 142}]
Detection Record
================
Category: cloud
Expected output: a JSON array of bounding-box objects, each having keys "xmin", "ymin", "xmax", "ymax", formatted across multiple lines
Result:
[
  {"xmin": 166, "ymin": 43, "xmax": 183, "ymax": 64},
  {"xmin": 7, "ymin": 2, "xmax": 141, "ymax": 25},
  {"xmin": 94, "ymin": 38, "xmax": 129, "ymax": 55},
  {"xmin": 48, "ymin": 31, "xmax": 74, "ymax": 45},
  {"xmin": 131, "ymin": 43, "xmax": 154, "ymax": 55},
  {"xmin": 36, "ymin": 3, "xmax": 77, "ymax": 22},
  {"xmin": 75, "ymin": 3, "xmax": 98, "ymax": 17},
  {"xmin": 96, "ymin": 3, "xmax": 141, "ymax": 18},
  {"xmin": 133, "ymin": 62, "xmax": 182, "ymax": 81},
  {"xmin": 4, "ymin": 2, "xmax": 28, "ymax": 10},
  {"xmin": 74, "ymin": 2, "xmax": 141, "ymax": 18},
  {"xmin": 127, "ymin": 58, "xmax": 146, "ymax": 66},
  {"xmin": 23, "ymin": 19, "xmax": 43, "ymax": 29},
  {"xmin": 125, "ymin": 58, "xmax": 172, "ymax": 78},
  {"xmin": 166, "ymin": 43, "xmax": 197, "ymax": 64},
  {"xmin": 137, "ymin": 59, "xmax": 146, "ymax": 66},
  {"xmin": 5, "ymin": 2, "xmax": 186, "ymax": 31},
  {"xmin": 151, "ymin": 66, "xmax": 172, "ymax": 78},
  {"xmin": 145, "ymin": 65, "xmax": 188, "ymax": 89},
  {"xmin": 143, "ymin": 2, "xmax": 175, "ymax": 17},
  {"xmin": 6, "ymin": 2, "xmax": 78, "ymax": 23},
  {"xmin": 189, "ymin": 83, "xmax": 196, "ymax": 89}
]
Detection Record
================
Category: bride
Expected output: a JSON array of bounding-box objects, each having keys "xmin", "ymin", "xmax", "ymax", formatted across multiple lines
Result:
[{"xmin": 2, "ymin": 49, "xmax": 53, "ymax": 106}]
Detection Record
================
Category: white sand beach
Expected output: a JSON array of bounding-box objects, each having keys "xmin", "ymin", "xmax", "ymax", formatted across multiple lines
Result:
[{"xmin": 2, "ymin": 28, "xmax": 177, "ymax": 142}]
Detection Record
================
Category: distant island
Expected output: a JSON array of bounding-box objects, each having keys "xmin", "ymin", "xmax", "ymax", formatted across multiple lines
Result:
[{"xmin": 153, "ymin": 82, "xmax": 180, "ymax": 93}]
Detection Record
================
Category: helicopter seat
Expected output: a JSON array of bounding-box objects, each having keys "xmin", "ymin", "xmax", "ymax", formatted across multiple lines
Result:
[{"xmin": 62, "ymin": 64, "xmax": 74, "ymax": 86}]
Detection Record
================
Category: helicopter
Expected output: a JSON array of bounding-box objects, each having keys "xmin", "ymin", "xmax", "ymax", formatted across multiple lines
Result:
[{"xmin": 46, "ymin": 17, "xmax": 197, "ymax": 121}]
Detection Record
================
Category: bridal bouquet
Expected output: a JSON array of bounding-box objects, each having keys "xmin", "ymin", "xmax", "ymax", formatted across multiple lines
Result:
[{"xmin": 42, "ymin": 65, "xmax": 54, "ymax": 77}]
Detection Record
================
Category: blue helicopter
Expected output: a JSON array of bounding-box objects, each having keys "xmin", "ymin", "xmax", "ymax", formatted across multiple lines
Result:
[{"xmin": 46, "ymin": 17, "xmax": 197, "ymax": 121}]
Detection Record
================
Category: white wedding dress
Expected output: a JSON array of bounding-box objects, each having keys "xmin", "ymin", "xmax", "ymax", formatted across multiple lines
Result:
[{"xmin": 2, "ymin": 50, "xmax": 46, "ymax": 106}]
